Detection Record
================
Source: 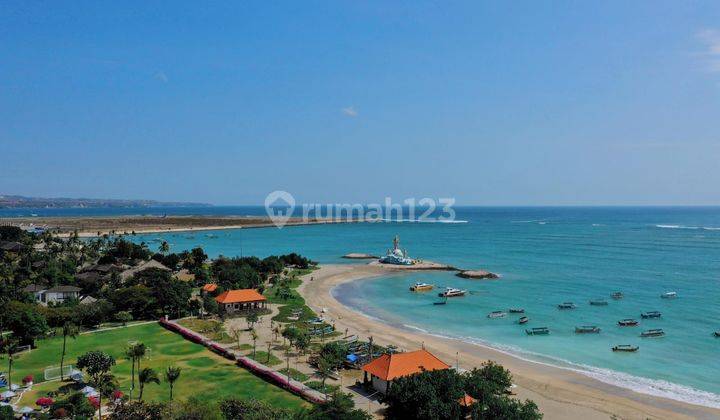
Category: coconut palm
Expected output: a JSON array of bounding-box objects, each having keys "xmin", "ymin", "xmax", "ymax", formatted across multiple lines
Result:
[
  {"xmin": 138, "ymin": 367, "xmax": 160, "ymax": 400},
  {"xmin": 3, "ymin": 339, "xmax": 19, "ymax": 391},
  {"xmin": 164, "ymin": 366, "xmax": 181, "ymax": 400},
  {"xmin": 250, "ymin": 328, "xmax": 258, "ymax": 359},
  {"xmin": 125, "ymin": 342, "xmax": 146, "ymax": 399},
  {"xmin": 59, "ymin": 321, "xmax": 79, "ymax": 381},
  {"xmin": 159, "ymin": 241, "xmax": 170, "ymax": 255}
]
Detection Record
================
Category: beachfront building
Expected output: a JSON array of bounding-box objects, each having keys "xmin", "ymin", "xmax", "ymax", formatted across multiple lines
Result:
[
  {"xmin": 215, "ymin": 289, "xmax": 267, "ymax": 315},
  {"xmin": 379, "ymin": 235, "xmax": 416, "ymax": 265},
  {"xmin": 361, "ymin": 349, "xmax": 450, "ymax": 394}
]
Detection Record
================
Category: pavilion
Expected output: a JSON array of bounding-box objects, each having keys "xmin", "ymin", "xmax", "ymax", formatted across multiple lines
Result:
[
  {"xmin": 215, "ymin": 289, "xmax": 267, "ymax": 314},
  {"xmin": 361, "ymin": 349, "xmax": 450, "ymax": 394}
]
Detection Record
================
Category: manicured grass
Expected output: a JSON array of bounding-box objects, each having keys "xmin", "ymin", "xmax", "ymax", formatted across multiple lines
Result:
[
  {"xmin": 278, "ymin": 368, "xmax": 309, "ymax": 382},
  {"xmin": 305, "ymin": 380, "xmax": 339, "ymax": 394},
  {"xmin": 9, "ymin": 323, "xmax": 307, "ymax": 410},
  {"xmin": 247, "ymin": 351, "xmax": 283, "ymax": 367},
  {"xmin": 177, "ymin": 318, "xmax": 234, "ymax": 343}
]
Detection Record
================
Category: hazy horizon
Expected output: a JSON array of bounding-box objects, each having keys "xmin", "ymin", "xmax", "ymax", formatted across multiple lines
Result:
[{"xmin": 3, "ymin": 2, "xmax": 720, "ymax": 206}]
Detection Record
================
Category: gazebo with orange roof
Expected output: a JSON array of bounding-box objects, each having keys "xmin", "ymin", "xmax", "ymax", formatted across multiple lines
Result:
[
  {"xmin": 201, "ymin": 283, "xmax": 217, "ymax": 293},
  {"xmin": 215, "ymin": 289, "xmax": 267, "ymax": 314},
  {"xmin": 361, "ymin": 348, "xmax": 450, "ymax": 394}
]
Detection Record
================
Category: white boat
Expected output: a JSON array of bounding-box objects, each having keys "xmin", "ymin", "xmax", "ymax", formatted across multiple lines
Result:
[
  {"xmin": 438, "ymin": 287, "xmax": 466, "ymax": 298},
  {"xmin": 557, "ymin": 302, "xmax": 577, "ymax": 309},
  {"xmin": 410, "ymin": 282, "xmax": 433, "ymax": 292},
  {"xmin": 487, "ymin": 311, "xmax": 507, "ymax": 318},
  {"xmin": 661, "ymin": 291, "xmax": 677, "ymax": 299}
]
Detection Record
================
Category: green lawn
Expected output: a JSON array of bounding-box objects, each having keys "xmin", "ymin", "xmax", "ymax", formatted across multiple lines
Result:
[{"xmin": 6, "ymin": 323, "xmax": 307, "ymax": 410}]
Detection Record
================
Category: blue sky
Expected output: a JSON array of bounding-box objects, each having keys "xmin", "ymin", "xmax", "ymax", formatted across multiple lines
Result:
[{"xmin": 2, "ymin": 1, "xmax": 719, "ymax": 205}]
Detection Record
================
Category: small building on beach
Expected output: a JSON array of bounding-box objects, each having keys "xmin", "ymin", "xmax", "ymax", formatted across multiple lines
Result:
[
  {"xmin": 361, "ymin": 349, "xmax": 450, "ymax": 394},
  {"xmin": 215, "ymin": 289, "xmax": 267, "ymax": 314}
]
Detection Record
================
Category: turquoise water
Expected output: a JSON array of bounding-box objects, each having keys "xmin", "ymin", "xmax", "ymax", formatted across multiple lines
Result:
[{"xmin": 124, "ymin": 207, "xmax": 720, "ymax": 407}]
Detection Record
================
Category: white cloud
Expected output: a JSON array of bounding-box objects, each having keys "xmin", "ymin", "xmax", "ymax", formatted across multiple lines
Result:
[
  {"xmin": 154, "ymin": 71, "xmax": 169, "ymax": 83},
  {"xmin": 341, "ymin": 106, "xmax": 358, "ymax": 117},
  {"xmin": 697, "ymin": 29, "xmax": 720, "ymax": 72}
]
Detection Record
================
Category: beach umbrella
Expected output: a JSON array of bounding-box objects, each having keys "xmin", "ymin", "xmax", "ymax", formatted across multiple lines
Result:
[
  {"xmin": 19, "ymin": 406, "xmax": 34, "ymax": 414},
  {"xmin": 80, "ymin": 386, "xmax": 95, "ymax": 395},
  {"xmin": 0, "ymin": 390, "xmax": 15, "ymax": 399},
  {"xmin": 9, "ymin": 384, "xmax": 20, "ymax": 391},
  {"xmin": 88, "ymin": 396, "xmax": 100, "ymax": 408},
  {"xmin": 86, "ymin": 391, "xmax": 99, "ymax": 398},
  {"xmin": 112, "ymin": 390, "xmax": 124, "ymax": 400},
  {"xmin": 36, "ymin": 397, "xmax": 53, "ymax": 407}
]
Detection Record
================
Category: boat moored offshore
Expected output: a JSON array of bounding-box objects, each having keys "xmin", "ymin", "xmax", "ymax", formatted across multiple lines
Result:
[
  {"xmin": 410, "ymin": 282, "xmax": 433, "ymax": 292},
  {"xmin": 526, "ymin": 327, "xmax": 550, "ymax": 335},
  {"xmin": 557, "ymin": 302, "xmax": 577, "ymax": 309},
  {"xmin": 575, "ymin": 325, "xmax": 601, "ymax": 333},
  {"xmin": 612, "ymin": 345, "xmax": 639, "ymax": 352},
  {"xmin": 618, "ymin": 319, "xmax": 639, "ymax": 326},
  {"xmin": 509, "ymin": 308, "xmax": 525, "ymax": 313},
  {"xmin": 661, "ymin": 291, "xmax": 677, "ymax": 299},
  {"xmin": 641, "ymin": 311, "xmax": 662, "ymax": 319},
  {"xmin": 611, "ymin": 292, "xmax": 624, "ymax": 300},
  {"xmin": 641, "ymin": 329, "xmax": 665, "ymax": 338},
  {"xmin": 518, "ymin": 316, "xmax": 529, "ymax": 324},
  {"xmin": 589, "ymin": 299, "xmax": 608, "ymax": 306},
  {"xmin": 438, "ymin": 287, "xmax": 466, "ymax": 298},
  {"xmin": 487, "ymin": 311, "xmax": 507, "ymax": 319}
]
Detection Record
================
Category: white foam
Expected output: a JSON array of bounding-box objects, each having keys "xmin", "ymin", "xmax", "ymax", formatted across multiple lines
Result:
[
  {"xmin": 379, "ymin": 218, "xmax": 468, "ymax": 224},
  {"xmin": 655, "ymin": 224, "xmax": 720, "ymax": 231}
]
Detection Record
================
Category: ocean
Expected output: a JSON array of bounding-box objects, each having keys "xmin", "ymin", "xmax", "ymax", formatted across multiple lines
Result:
[{"xmin": 6, "ymin": 206, "xmax": 720, "ymax": 407}]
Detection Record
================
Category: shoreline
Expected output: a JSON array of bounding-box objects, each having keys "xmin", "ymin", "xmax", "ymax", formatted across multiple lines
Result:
[{"xmin": 298, "ymin": 264, "xmax": 720, "ymax": 420}]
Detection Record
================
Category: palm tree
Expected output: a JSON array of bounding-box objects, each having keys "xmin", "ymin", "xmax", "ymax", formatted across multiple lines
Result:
[
  {"xmin": 138, "ymin": 367, "xmax": 160, "ymax": 400},
  {"xmin": 159, "ymin": 241, "xmax": 170, "ymax": 255},
  {"xmin": 317, "ymin": 355, "xmax": 334, "ymax": 398},
  {"xmin": 3, "ymin": 339, "xmax": 18, "ymax": 391},
  {"xmin": 95, "ymin": 372, "xmax": 117, "ymax": 420},
  {"xmin": 59, "ymin": 321, "xmax": 78, "ymax": 381},
  {"xmin": 164, "ymin": 366, "xmax": 181, "ymax": 400},
  {"xmin": 125, "ymin": 342, "xmax": 146, "ymax": 399},
  {"xmin": 250, "ymin": 328, "xmax": 258, "ymax": 359}
]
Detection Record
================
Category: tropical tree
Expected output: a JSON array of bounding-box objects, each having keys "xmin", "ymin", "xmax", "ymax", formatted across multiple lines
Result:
[
  {"xmin": 316, "ymin": 355, "xmax": 334, "ymax": 398},
  {"xmin": 164, "ymin": 366, "xmax": 181, "ymax": 400},
  {"xmin": 125, "ymin": 342, "xmax": 146, "ymax": 399},
  {"xmin": 159, "ymin": 241, "xmax": 170, "ymax": 255},
  {"xmin": 59, "ymin": 321, "xmax": 79, "ymax": 381},
  {"xmin": 95, "ymin": 372, "xmax": 118, "ymax": 420},
  {"xmin": 76, "ymin": 351, "xmax": 116, "ymax": 388},
  {"xmin": 228, "ymin": 325, "xmax": 243, "ymax": 350},
  {"xmin": 138, "ymin": 367, "xmax": 160, "ymax": 400},
  {"xmin": 307, "ymin": 391, "xmax": 371, "ymax": 420},
  {"xmin": 115, "ymin": 311, "xmax": 133, "ymax": 326},
  {"xmin": 250, "ymin": 328, "xmax": 258, "ymax": 359},
  {"xmin": 2, "ymin": 339, "xmax": 19, "ymax": 391},
  {"xmin": 246, "ymin": 312, "xmax": 259, "ymax": 330}
]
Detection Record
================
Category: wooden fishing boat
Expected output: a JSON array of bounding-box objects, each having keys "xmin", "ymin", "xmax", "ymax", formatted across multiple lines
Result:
[
  {"xmin": 640, "ymin": 328, "xmax": 665, "ymax": 338},
  {"xmin": 641, "ymin": 311, "xmax": 661, "ymax": 319},
  {"xmin": 487, "ymin": 311, "xmax": 507, "ymax": 319},
  {"xmin": 714, "ymin": 331, "xmax": 720, "ymax": 337},
  {"xmin": 509, "ymin": 308, "xmax": 525, "ymax": 313},
  {"xmin": 518, "ymin": 316, "xmax": 529, "ymax": 324},
  {"xmin": 409, "ymin": 282, "xmax": 433, "ymax": 292},
  {"xmin": 526, "ymin": 327, "xmax": 550, "ymax": 335},
  {"xmin": 575, "ymin": 325, "xmax": 601, "ymax": 333},
  {"xmin": 660, "ymin": 291, "xmax": 677, "ymax": 299},
  {"xmin": 557, "ymin": 302, "xmax": 577, "ymax": 309},
  {"xmin": 611, "ymin": 292, "xmax": 623, "ymax": 300},
  {"xmin": 589, "ymin": 299, "xmax": 608, "ymax": 306},
  {"xmin": 618, "ymin": 319, "xmax": 639, "ymax": 326},
  {"xmin": 612, "ymin": 345, "xmax": 639, "ymax": 352}
]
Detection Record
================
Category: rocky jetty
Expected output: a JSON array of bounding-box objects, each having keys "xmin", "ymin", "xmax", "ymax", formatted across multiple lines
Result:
[
  {"xmin": 456, "ymin": 270, "xmax": 500, "ymax": 279},
  {"xmin": 342, "ymin": 253, "xmax": 378, "ymax": 259}
]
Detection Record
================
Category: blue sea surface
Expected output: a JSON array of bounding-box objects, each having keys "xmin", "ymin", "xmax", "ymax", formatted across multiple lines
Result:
[{"xmin": 9, "ymin": 206, "xmax": 720, "ymax": 406}]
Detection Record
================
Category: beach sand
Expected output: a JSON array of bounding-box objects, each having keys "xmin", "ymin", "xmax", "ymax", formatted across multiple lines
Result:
[{"xmin": 299, "ymin": 264, "xmax": 720, "ymax": 420}]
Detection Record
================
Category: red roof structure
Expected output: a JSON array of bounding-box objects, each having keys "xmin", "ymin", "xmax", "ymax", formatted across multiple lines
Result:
[
  {"xmin": 361, "ymin": 349, "xmax": 450, "ymax": 381},
  {"xmin": 202, "ymin": 283, "xmax": 218, "ymax": 292},
  {"xmin": 215, "ymin": 289, "xmax": 266, "ymax": 304}
]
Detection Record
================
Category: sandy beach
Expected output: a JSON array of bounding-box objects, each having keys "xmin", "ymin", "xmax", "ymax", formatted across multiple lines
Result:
[
  {"xmin": 299, "ymin": 264, "xmax": 720, "ymax": 420},
  {"xmin": 0, "ymin": 215, "xmax": 360, "ymax": 237}
]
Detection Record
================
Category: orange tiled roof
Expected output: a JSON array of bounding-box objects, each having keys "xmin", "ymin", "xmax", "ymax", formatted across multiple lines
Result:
[
  {"xmin": 459, "ymin": 394, "xmax": 476, "ymax": 407},
  {"xmin": 361, "ymin": 349, "xmax": 450, "ymax": 381},
  {"xmin": 202, "ymin": 283, "xmax": 217, "ymax": 292},
  {"xmin": 215, "ymin": 289, "xmax": 266, "ymax": 304}
]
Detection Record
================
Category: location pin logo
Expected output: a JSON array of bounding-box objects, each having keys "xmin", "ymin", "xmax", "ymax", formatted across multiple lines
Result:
[{"xmin": 265, "ymin": 190, "xmax": 295, "ymax": 228}]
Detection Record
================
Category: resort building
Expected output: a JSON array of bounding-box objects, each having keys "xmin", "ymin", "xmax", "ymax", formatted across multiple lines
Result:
[
  {"xmin": 22, "ymin": 284, "xmax": 82, "ymax": 305},
  {"xmin": 361, "ymin": 349, "xmax": 450, "ymax": 394},
  {"xmin": 120, "ymin": 259, "xmax": 171, "ymax": 281},
  {"xmin": 215, "ymin": 289, "xmax": 267, "ymax": 314}
]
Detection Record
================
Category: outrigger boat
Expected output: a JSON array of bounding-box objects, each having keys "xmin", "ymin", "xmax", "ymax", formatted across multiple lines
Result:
[
  {"xmin": 660, "ymin": 291, "xmax": 677, "ymax": 299},
  {"xmin": 589, "ymin": 299, "xmax": 608, "ymax": 306},
  {"xmin": 410, "ymin": 282, "xmax": 433, "ymax": 292},
  {"xmin": 526, "ymin": 327, "xmax": 550, "ymax": 335},
  {"xmin": 438, "ymin": 287, "xmax": 466, "ymax": 298},
  {"xmin": 508, "ymin": 308, "xmax": 525, "ymax": 313},
  {"xmin": 611, "ymin": 292, "xmax": 624, "ymax": 300},
  {"xmin": 575, "ymin": 325, "xmax": 601, "ymax": 333},
  {"xmin": 487, "ymin": 311, "xmax": 507, "ymax": 319},
  {"xmin": 612, "ymin": 345, "xmax": 639, "ymax": 352},
  {"xmin": 641, "ymin": 311, "xmax": 661, "ymax": 319},
  {"xmin": 640, "ymin": 329, "xmax": 665, "ymax": 338},
  {"xmin": 715, "ymin": 331, "xmax": 720, "ymax": 337},
  {"xmin": 557, "ymin": 302, "xmax": 577, "ymax": 309},
  {"xmin": 618, "ymin": 319, "xmax": 639, "ymax": 326},
  {"xmin": 518, "ymin": 316, "xmax": 529, "ymax": 324}
]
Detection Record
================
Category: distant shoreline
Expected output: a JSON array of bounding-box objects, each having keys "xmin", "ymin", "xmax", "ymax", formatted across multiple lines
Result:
[{"xmin": 0, "ymin": 215, "xmax": 363, "ymax": 238}]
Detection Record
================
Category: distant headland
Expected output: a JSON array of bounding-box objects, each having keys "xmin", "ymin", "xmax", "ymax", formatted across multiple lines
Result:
[{"xmin": 0, "ymin": 194, "xmax": 212, "ymax": 209}]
